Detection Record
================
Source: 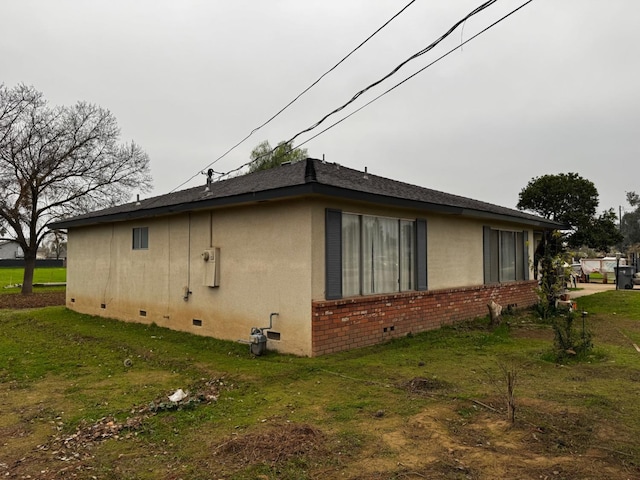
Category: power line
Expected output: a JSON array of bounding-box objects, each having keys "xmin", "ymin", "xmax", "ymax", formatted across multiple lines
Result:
[
  {"xmin": 281, "ymin": 0, "xmax": 498, "ymax": 148},
  {"xmin": 219, "ymin": 0, "xmax": 521, "ymax": 179},
  {"xmin": 294, "ymin": 0, "xmax": 535, "ymax": 150},
  {"xmin": 164, "ymin": 0, "xmax": 417, "ymax": 195},
  {"xmin": 246, "ymin": 0, "xmax": 417, "ymax": 140}
]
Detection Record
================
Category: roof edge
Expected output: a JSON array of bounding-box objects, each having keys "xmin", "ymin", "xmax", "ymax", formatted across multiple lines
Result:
[{"xmin": 49, "ymin": 181, "xmax": 563, "ymax": 230}]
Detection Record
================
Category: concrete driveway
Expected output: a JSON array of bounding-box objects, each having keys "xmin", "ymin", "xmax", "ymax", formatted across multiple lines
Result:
[{"xmin": 569, "ymin": 282, "xmax": 636, "ymax": 299}]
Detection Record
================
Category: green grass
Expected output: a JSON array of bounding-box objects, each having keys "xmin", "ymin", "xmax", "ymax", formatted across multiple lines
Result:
[
  {"xmin": 577, "ymin": 290, "xmax": 640, "ymax": 317},
  {"xmin": 0, "ymin": 267, "xmax": 66, "ymax": 293},
  {"xmin": 1, "ymin": 291, "xmax": 640, "ymax": 478}
]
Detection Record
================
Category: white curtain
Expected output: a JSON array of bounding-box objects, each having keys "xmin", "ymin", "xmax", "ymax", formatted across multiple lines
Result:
[
  {"xmin": 500, "ymin": 231, "xmax": 516, "ymax": 282},
  {"xmin": 362, "ymin": 216, "xmax": 399, "ymax": 294},
  {"xmin": 342, "ymin": 214, "xmax": 360, "ymax": 297},
  {"xmin": 342, "ymin": 214, "xmax": 415, "ymax": 296},
  {"xmin": 400, "ymin": 220, "xmax": 415, "ymax": 291}
]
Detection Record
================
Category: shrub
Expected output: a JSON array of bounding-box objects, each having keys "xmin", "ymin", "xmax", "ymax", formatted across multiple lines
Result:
[{"xmin": 551, "ymin": 310, "xmax": 592, "ymax": 362}]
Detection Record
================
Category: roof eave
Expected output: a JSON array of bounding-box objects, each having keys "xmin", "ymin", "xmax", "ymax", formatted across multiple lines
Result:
[
  {"xmin": 460, "ymin": 208, "xmax": 565, "ymax": 230},
  {"xmin": 50, "ymin": 182, "xmax": 561, "ymax": 230},
  {"xmin": 48, "ymin": 183, "xmax": 313, "ymax": 229}
]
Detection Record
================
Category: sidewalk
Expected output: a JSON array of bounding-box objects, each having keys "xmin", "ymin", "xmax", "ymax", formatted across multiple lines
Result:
[{"xmin": 569, "ymin": 282, "xmax": 627, "ymax": 299}]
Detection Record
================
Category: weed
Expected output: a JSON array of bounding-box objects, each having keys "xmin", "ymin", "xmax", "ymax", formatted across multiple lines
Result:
[{"xmin": 2, "ymin": 294, "xmax": 640, "ymax": 478}]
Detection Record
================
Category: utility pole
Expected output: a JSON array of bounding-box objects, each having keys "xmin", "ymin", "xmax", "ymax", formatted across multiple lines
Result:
[{"xmin": 619, "ymin": 205, "xmax": 623, "ymax": 231}]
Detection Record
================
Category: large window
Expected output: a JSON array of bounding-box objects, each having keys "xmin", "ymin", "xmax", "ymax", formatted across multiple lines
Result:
[
  {"xmin": 132, "ymin": 227, "xmax": 149, "ymax": 250},
  {"xmin": 483, "ymin": 227, "xmax": 528, "ymax": 283},
  {"xmin": 326, "ymin": 210, "xmax": 427, "ymax": 299}
]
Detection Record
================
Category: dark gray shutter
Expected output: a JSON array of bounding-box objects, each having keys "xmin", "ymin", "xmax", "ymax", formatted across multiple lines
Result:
[
  {"xmin": 523, "ymin": 230, "xmax": 530, "ymax": 280},
  {"xmin": 325, "ymin": 209, "xmax": 342, "ymax": 300},
  {"xmin": 416, "ymin": 218, "xmax": 427, "ymax": 291},
  {"xmin": 483, "ymin": 226, "xmax": 491, "ymax": 284}
]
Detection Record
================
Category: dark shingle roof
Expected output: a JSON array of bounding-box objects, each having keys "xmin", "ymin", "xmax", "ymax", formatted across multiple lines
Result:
[{"xmin": 49, "ymin": 158, "xmax": 562, "ymax": 229}]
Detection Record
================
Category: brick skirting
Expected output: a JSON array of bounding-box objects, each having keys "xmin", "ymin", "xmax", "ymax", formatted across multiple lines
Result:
[{"xmin": 311, "ymin": 281, "xmax": 538, "ymax": 356}]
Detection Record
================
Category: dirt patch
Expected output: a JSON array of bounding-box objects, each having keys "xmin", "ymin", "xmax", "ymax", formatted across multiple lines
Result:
[
  {"xmin": 0, "ymin": 291, "xmax": 65, "ymax": 309},
  {"xmin": 1, "ymin": 379, "xmax": 224, "ymax": 479},
  {"xmin": 403, "ymin": 376, "xmax": 450, "ymax": 395},
  {"xmin": 3, "ymin": 391, "xmax": 639, "ymax": 479},
  {"xmin": 214, "ymin": 423, "xmax": 328, "ymax": 467},
  {"xmin": 342, "ymin": 399, "xmax": 639, "ymax": 480}
]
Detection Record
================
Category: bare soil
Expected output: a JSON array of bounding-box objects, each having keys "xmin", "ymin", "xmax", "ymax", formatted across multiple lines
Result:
[
  {"xmin": 0, "ymin": 291, "xmax": 65, "ymax": 309},
  {"xmin": 4, "ymin": 389, "xmax": 636, "ymax": 479}
]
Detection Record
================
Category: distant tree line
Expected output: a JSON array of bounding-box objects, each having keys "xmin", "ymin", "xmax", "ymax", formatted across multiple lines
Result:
[{"xmin": 621, "ymin": 191, "xmax": 640, "ymax": 250}]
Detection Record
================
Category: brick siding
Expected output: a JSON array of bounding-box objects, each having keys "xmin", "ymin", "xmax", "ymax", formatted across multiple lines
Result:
[{"xmin": 311, "ymin": 281, "xmax": 538, "ymax": 356}]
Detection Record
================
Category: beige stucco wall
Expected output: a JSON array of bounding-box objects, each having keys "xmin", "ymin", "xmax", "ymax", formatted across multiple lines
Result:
[
  {"xmin": 67, "ymin": 201, "xmax": 314, "ymax": 356},
  {"xmin": 67, "ymin": 196, "xmax": 536, "ymax": 356},
  {"xmin": 428, "ymin": 217, "xmax": 535, "ymax": 290}
]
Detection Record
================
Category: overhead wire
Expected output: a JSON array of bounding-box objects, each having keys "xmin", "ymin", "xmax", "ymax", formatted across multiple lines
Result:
[
  {"xmin": 163, "ymin": 0, "xmax": 417, "ymax": 195},
  {"xmin": 152, "ymin": 0, "xmax": 534, "ymax": 195},
  {"xmin": 294, "ymin": 0, "xmax": 535, "ymax": 150},
  {"xmin": 219, "ymin": 0, "xmax": 520, "ymax": 179},
  {"xmin": 281, "ymin": 0, "xmax": 498, "ymax": 148}
]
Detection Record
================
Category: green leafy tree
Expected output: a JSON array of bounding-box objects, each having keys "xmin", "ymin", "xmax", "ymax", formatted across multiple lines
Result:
[
  {"xmin": 567, "ymin": 209, "xmax": 623, "ymax": 252},
  {"xmin": 518, "ymin": 173, "xmax": 620, "ymax": 310},
  {"xmin": 621, "ymin": 191, "xmax": 640, "ymax": 247},
  {"xmin": 517, "ymin": 172, "xmax": 621, "ymax": 252},
  {"xmin": 0, "ymin": 84, "xmax": 151, "ymax": 294},
  {"xmin": 517, "ymin": 172, "xmax": 597, "ymax": 229},
  {"xmin": 248, "ymin": 140, "xmax": 308, "ymax": 173}
]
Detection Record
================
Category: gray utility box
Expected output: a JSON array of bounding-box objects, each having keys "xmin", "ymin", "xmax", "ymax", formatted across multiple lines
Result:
[
  {"xmin": 615, "ymin": 266, "xmax": 636, "ymax": 290},
  {"xmin": 250, "ymin": 328, "xmax": 267, "ymax": 356}
]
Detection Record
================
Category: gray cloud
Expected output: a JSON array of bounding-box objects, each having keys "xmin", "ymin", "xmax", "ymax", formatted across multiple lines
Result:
[{"xmin": 3, "ymin": 0, "xmax": 638, "ymax": 214}]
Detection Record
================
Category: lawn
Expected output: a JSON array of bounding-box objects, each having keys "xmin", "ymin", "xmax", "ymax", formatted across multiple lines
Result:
[
  {"xmin": 1, "ymin": 290, "xmax": 639, "ymax": 479},
  {"xmin": 0, "ymin": 267, "xmax": 66, "ymax": 293}
]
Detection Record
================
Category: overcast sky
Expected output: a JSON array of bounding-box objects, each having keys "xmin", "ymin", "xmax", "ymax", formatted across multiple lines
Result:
[{"xmin": 3, "ymin": 1, "xmax": 639, "ymax": 217}]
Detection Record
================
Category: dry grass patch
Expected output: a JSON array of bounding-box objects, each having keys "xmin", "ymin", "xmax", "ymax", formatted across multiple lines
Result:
[
  {"xmin": 214, "ymin": 423, "xmax": 328, "ymax": 467},
  {"xmin": 402, "ymin": 376, "xmax": 451, "ymax": 395}
]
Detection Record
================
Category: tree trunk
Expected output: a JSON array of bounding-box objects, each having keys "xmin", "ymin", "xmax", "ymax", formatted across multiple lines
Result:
[
  {"xmin": 21, "ymin": 251, "xmax": 37, "ymax": 294},
  {"xmin": 487, "ymin": 300, "xmax": 502, "ymax": 326}
]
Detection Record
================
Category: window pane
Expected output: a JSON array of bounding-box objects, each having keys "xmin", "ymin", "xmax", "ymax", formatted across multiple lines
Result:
[
  {"xmin": 489, "ymin": 229, "xmax": 499, "ymax": 283},
  {"xmin": 133, "ymin": 227, "xmax": 149, "ymax": 250},
  {"xmin": 515, "ymin": 232, "xmax": 524, "ymax": 280},
  {"xmin": 141, "ymin": 227, "xmax": 149, "ymax": 249},
  {"xmin": 400, "ymin": 220, "xmax": 415, "ymax": 290},
  {"xmin": 342, "ymin": 214, "xmax": 360, "ymax": 297},
  {"xmin": 362, "ymin": 216, "xmax": 398, "ymax": 294},
  {"xmin": 500, "ymin": 231, "xmax": 516, "ymax": 281},
  {"xmin": 133, "ymin": 228, "xmax": 140, "ymax": 249}
]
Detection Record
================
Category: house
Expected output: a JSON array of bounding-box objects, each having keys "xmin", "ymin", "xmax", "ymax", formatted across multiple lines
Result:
[
  {"xmin": 49, "ymin": 158, "xmax": 562, "ymax": 356},
  {"xmin": 0, "ymin": 240, "xmax": 23, "ymax": 260}
]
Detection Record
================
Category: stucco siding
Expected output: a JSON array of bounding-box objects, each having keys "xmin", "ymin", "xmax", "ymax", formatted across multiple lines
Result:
[
  {"xmin": 426, "ymin": 216, "xmax": 484, "ymax": 289},
  {"xmin": 67, "ymin": 196, "xmax": 538, "ymax": 357},
  {"xmin": 66, "ymin": 202, "xmax": 314, "ymax": 356}
]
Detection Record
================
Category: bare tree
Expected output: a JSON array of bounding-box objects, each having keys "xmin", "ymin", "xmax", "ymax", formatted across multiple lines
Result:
[
  {"xmin": 0, "ymin": 84, "xmax": 152, "ymax": 293},
  {"xmin": 43, "ymin": 230, "xmax": 67, "ymax": 260}
]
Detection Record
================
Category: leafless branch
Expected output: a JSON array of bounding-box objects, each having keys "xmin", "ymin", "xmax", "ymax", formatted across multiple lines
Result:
[{"xmin": 0, "ymin": 84, "xmax": 152, "ymax": 293}]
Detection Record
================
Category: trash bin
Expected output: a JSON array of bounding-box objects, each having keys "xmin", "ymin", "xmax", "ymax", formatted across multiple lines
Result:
[{"xmin": 614, "ymin": 266, "xmax": 636, "ymax": 290}]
